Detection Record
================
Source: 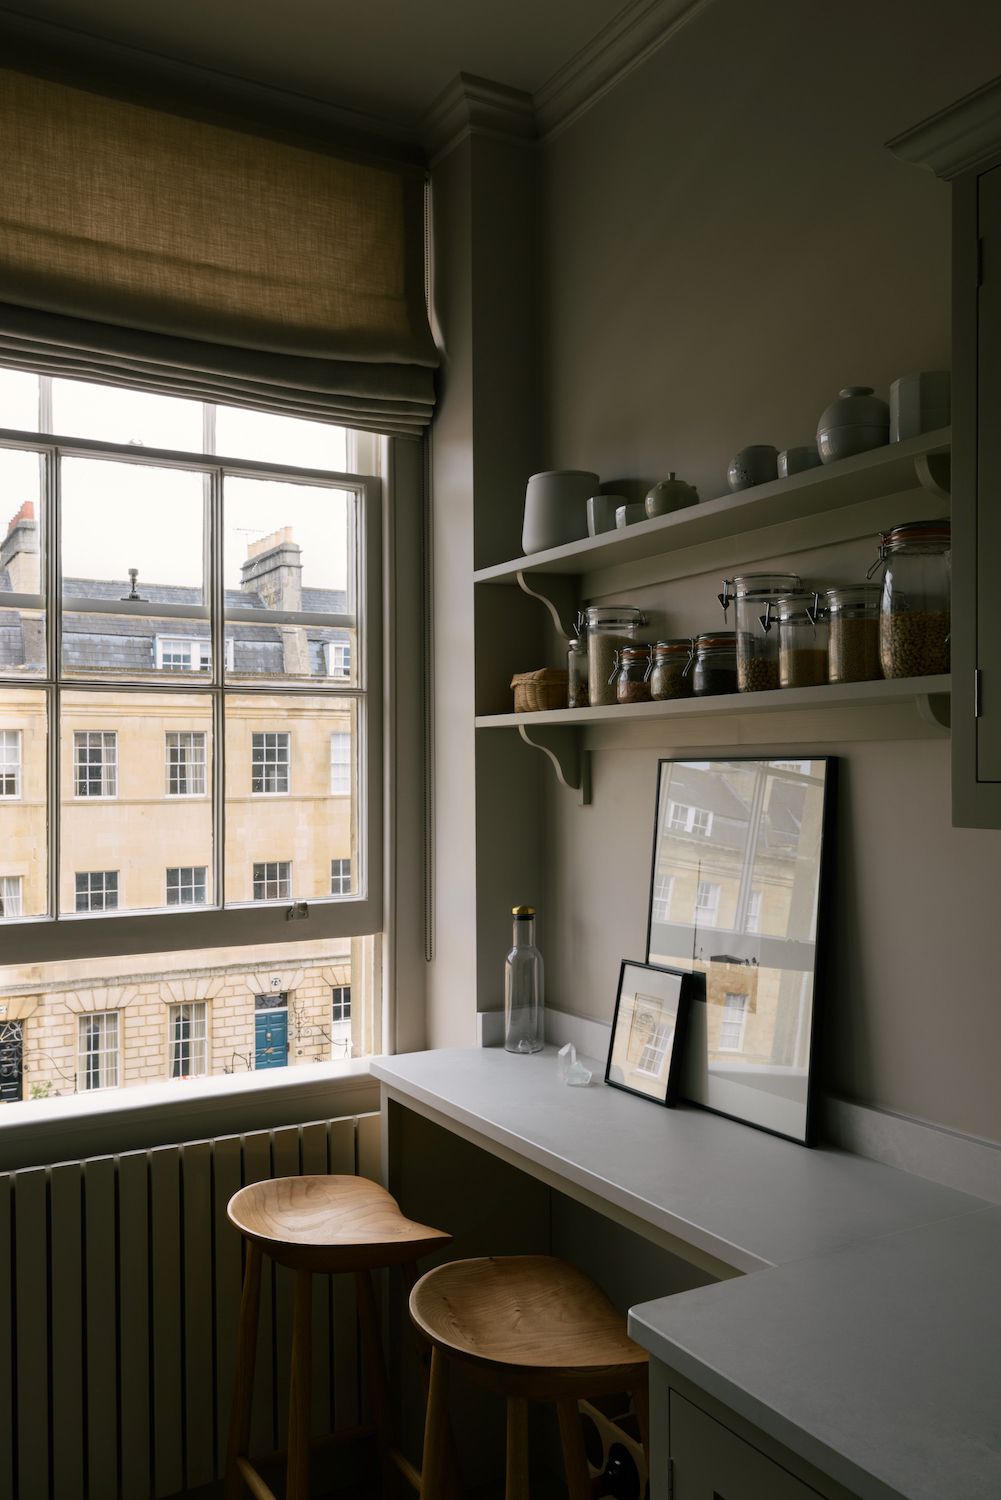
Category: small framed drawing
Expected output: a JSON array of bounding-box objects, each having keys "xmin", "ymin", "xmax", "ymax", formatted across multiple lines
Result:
[{"xmin": 605, "ymin": 960, "xmax": 696, "ymax": 1106}]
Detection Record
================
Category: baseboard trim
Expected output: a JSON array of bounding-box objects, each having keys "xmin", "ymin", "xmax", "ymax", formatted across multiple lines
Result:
[{"xmin": 821, "ymin": 1096, "xmax": 1001, "ymax": 1205}]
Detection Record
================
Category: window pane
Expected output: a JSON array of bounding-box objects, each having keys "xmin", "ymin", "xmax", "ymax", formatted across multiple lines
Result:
[
  {"xmin": 61, "ymin": 458, "xmax": 207, "ymax": 681},
  {"xmin": 0, "ymin": 448, "xmax": 44, "ymax": 597},
  {"xmin": 0, "ymin": 689, "xmax": 47, "ymax": 918},
  {"xmin": 214, "ymin": 405, "xmax": 346, "ymax": 471},
  {"xmin": 225, "ymin": 694, "xmax": 356, "ymax": 905},
  {"xmin": 61, "ymin": 691, "xmax": 213, "ymax": 914},
  {"xmin": 0, "ymin": 369, "xmax": 40, "ymax": 432},
  {"xmin": 52, "ymin": 377, "xmax": 203, "ymax": 452},
  {"xmin": 224, "ymin": 478, "xmax": 352, "ymax": 607},
  {"xmin": 225, "ymin": 619, "xmax": 357, "ymax": 686}
]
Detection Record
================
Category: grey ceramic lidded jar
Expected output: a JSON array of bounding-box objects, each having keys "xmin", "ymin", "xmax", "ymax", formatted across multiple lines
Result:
[{"xmin": 816, "ymin": 386, "xmax": 889, "ymax": 464}]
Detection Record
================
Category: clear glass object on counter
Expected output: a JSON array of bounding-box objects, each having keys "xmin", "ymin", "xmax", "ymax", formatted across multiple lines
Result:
[
  {"xmin": 870, "ymin": 519, "xmax": 951, "ymax": 678},
  {"xmin": 826, "ymin": 585, "xmax": 882, "ymax": 683},
  {"xmin": 689, "ymin": 631, "xmax": 738, "ymax": 696},
  {"xmin": 585, "ymin": 605, "xmax": 645, "ymax": 707},
  {"xmin": 649, "ymin": 639, "xmax": 694, "ymax": 701},
  {"xmin": 504, "ymin": 905, "xmax": 544, "ymax": 1054},
  {"xmin": 612, "ymin": 645, "xmax": 653, "ymax": 704},
  {"xmin": 762, "ymin": 591, "xmax": 829, "ymax": 688},
  {"xmin": 719, "ymin": 572, "xmax": 802, "ymax": 692},
  {"xmin": 567, "ymin": 636, "xmax": 589, "ymax": 708}
]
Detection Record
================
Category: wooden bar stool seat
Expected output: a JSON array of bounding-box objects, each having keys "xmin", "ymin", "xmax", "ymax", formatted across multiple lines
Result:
[
  {"xmin": 225, "ymin": 1175, "xmax": 451, "ymax": 1500},
  {"xmin": 410, "ymin": 1255, "xmax": 649, "ymax": 1500}
]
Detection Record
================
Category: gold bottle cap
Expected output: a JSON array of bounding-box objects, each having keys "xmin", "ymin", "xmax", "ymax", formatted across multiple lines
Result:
[{"xmin": 512, "ymin": 905, "xmax": 536, "ymax": 917}]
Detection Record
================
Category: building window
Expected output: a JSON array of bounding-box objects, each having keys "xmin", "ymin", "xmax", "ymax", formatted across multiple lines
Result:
[
  {"xmin": 251, "ymin": 732, "xmax": 290, "ymax": 794},
  {"xmin": 695, "ymin": 880, "xmax": 721, "ymax": 927},
  {"xmin": 325, "ymin": 641, "xmax": 351, "ymax": 678},
  {"xmin": 331, "ymin": 985, "xmax": 351, "ymax": 1022},
  {"xmin": 636, "ymin": 1021, "xmax": 673, "ymax": 1076},
  {"xmin": 331, "ymin": 984, "xmax": 352, "ymax": 1056},
  {"xmin": 165, "ymin": 731, "xmax": 207, "ymax": 796},
  {"xmin": 330, "ymin": 858, "xmax": 351, "ymax": 896},
  {"xmin": 166, "ymin": 866, "xmax": 207, "ymax": 905},
  {"xmin": 78, "ymin": 1012, "xmax": 119, "ymax": 1090},
  {"xmin": 667, "ymin": 801, "xmax": 713, "ymax": 836},
  {"xmin": 652, "ymin": 872, "xmax": 674, "ymax": 923},
  {"xmin": 0, "ymin": 875, "xmax": 23, "ymax": 919},
  {"xmin": 74, "ymin": 731, "xmax": 117, "ymax": 797},
  {"xmin": 0, "ymin": 730, "xmax": 21, "ymax": 798},
  {"xmin": 75, "ymin": 871, "xmax": 119, "ymax": 912},
  {"xmin": 330, "ymin": 732, "xmax": 350, "ymax": 794},
  {"xmin": 253, "ymin": 861, "xmax": 291, "ymax": 901},
  {"xmin": 169, "ymin": 1001, "xmax": 208, "ymax": 1077},
  {"xmin": 746, "ymin": 889, "xmax": 762, "ymax": 934},
  {"xmin": 718, "ymin": 992, "xmax": 748, "ymax": 1052},
  {"xmin": 156, "ymin": 636, "xmax": 211, "ymax": 672}
]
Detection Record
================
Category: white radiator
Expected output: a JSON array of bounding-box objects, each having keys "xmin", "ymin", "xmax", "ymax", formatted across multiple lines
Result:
[{"xmin": 0, "ymin": 1113, "xmax": 382, "ymax": 1500}]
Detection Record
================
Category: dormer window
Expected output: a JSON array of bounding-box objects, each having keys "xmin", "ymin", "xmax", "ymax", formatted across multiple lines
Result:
[
  {"xmin": 156, "ymin": 636, "xmax": 211, "ymax": 672},
  {"xmin": 325, "ymin": 641, "xmax": 351, "ymax": 678}
]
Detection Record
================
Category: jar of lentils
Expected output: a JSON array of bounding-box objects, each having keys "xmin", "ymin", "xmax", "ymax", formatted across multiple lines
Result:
[
  {"xmin": 612, "ymin": 645, "xmax": 653, "ymax": 704},
  {"xmin": 825, "ymin": 585, "xmax": 882, "ymax": 683},
  {"xmin": 649, "ymin": 639, "xmax": 694, "ymax": 701},
  {"xmin": 690, "ymin": 631, "xmax": 738, "ymax": 696},
  {"xmin": 585, "ymin": 605, "xmax": 645, "ymax": 706},
  {"xmin": 719, "ymin": 573, "xmax": 802, "ymax": 692},
  {"xmin": 871, "ymin": 520, "xmax": 951, "ymax": 678},
  {"xmin": 762, "ymin": 592, "xmax": 828, "ymax": 688}
]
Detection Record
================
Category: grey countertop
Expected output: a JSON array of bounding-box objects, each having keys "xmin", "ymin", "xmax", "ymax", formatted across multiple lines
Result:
[{"xmin": 371, "ymin": 1047, "xmax": 998, "ymax": 1499}]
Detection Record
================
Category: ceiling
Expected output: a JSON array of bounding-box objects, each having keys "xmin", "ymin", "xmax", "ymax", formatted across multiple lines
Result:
[{"xmin": 4, "ymin": 0, "xmax": 638, "ymax": 131}]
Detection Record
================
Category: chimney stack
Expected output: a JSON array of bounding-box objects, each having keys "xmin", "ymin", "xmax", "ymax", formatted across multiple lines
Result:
[
  {"xmin": 239, "ymin": 526, "xmax": 303, "ymax": 612},
  {"xmin": 1, "ymin": 501, "xmax": 40, "ymax": 594}
]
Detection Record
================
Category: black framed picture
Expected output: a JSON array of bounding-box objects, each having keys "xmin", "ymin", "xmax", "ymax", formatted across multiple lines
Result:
[
  {"xmin": 605, "ymin": 960, "xmax": 696, "ymax": 1106},
  {"xmin": 645, "ymin": 756, "xmax": 835, "ymax": 1145}
]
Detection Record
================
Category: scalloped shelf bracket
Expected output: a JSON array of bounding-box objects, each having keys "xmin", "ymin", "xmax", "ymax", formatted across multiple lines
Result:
[
  {"xmin": 917, "ymin": 690, "xmax": 951, "ymax": 731},
  {"xmin": 914, "ymin": 449, "xmax": 951, "ymax": 501},
  {"xmin": 517, "ymin": 723, "xmax": 591, "ymax": 804},
  {"xmin": 515, "ymin": 569, "xmax": 580, "ymax": 639}
]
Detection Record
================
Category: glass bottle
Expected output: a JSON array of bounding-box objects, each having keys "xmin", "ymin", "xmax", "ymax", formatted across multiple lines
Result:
[
  {"xmin": 504, "ymin": 905, "xmax": 544, "ymax": 1054},
  {"xmin": 870, "ymin": 519, "xmax": 951, "ymax": 678},
  {"xmin": 719, "ymin": 572, "xmax": 802, "ymax": 692},
  {"xmin": 567, "ymin": 636, "xmax": 589, "ymax": 708}
]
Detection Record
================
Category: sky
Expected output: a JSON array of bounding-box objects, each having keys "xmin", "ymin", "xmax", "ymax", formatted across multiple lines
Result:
[{"xmin": 0, "ymin": 368, "xmax": 351, "ymax": 593}]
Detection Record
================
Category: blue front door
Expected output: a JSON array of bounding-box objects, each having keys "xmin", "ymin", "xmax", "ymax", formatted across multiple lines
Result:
[{"xmin": 255, "ymin": 1011, "xmax": 288, "ymax": 1070}]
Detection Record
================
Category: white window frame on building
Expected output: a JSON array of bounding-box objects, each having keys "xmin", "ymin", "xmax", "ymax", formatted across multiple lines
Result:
[
  {"xmin": 166, "ymin": 866, "xmax": 207, "ymax": 905},
  {"xmin": 330, "ymin": 731, "xmax": 351, "ymax": 795},
  {"xmin": 154, "ymin": 635, "xmax": 235, "ymax": 673},
  {"xmin": 636, "ymin": 1021, "xmax": 673, "ymax": 1076},
  {"xmin": 717, "ymin": 992, "xmax": 749, "ymax": 1052},
  {"xmin": 330, "ymin": 858, "xmax": 351, "ymax": 896},
  {"xmin": 330, "ymin": 983, "xmax": 352, "ymax": 1057},
  {"xmin": 165, "ymin": 730, "xmax": 207, "ymax": 797},
  {"xmin": 695, "ymin": 879, "xmax": 721, "ymax": 927},
  {"xmin": 253, "ymin": 861, "xmax": 291, "ymax": 901},
  {"xmin": 651, "ymin": 872, "xmax": 674, "ymax": 923},
  {"xmin": 78, "ymin": 1011, "xmax": 119, "ymax": 1090},
  {"xmin": 75, "ymin": 870, "xmax": 119, "ymax": 912},
  {"xmin": 667, "ymin": 800, "xmax": 713, "ymax": 836},
  {"xmin": 746, "ymin": 889, "xmax": 763, "ymax": 934},
  {"xmin": 169, "ymin": 1001, "xmax": 208, "ymax": 1077},
  {"xmin": 324, "ymin": 641, "xmax": 351, "ymax": 678},
  {"xmin": 0, "ymin": 729, "xmax": 21, "ymax": 797},
  {"xmin": 0, "ymin": 875, "xmax": 23, "ymax": 919},
  {"xmin": 251, "ymin": 731, "xmax": 291, "ymax": 795},
  {"xmin": 74, "ymin": 730, "xmax": 117, "ymax": 798}
]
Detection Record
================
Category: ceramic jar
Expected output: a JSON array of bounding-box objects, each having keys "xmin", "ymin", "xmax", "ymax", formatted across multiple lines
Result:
[
  {"xmin": 777, "ymin": 444, "xmax": 822, "ymax": 478},
  {"xmin": 645, "ymin": 473, "xmax": 699, "ymax": 517},
  {"xmin": 889, "ymin": 371, "xmax": 951, "ymax": 442},
  {"xmin": 727, "ymin": 445, "xmax": 778, "ymax": 492},
  {"xmin": 522, "ymin": 470, "xmax": 598, "ymax": 554},
  {"xmin": 615, "ymin": 503, "xmax": 647, "ymax": 528},
  {"xmin": 816, "ymin": 387, "xmax": 889, "ymax": 463},
  {"xmin": 586, "ymin": 494, "xmax": 624, "ymax": 536}
]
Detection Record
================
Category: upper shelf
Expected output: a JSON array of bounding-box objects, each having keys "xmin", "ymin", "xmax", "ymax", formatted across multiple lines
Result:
[{"xmin": 474, "ymin": 428, "xmax": 951, "ymax": 587}]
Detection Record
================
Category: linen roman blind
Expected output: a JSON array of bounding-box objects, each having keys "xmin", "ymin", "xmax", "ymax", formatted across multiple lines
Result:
[{"xmin": 0, "ymin": 66, "xmax": 438, "ymax": 434}]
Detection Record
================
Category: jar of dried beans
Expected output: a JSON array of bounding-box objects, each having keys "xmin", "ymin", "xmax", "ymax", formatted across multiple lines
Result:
[
  {"xmin": 649, "ymin": 639, "xmax": 694, "ymax": 701},
  {"xmin": 690, "ymin": 631, "xmax": 738, "ymax": 696},
  {"xmin": 762, "ymin": 591, "xmax": 828, "ymax": 688},
  {"xmin": 825, "ymin": 585, "xmax": 882, "ymax": 683},
  {"xmin": 719, "ymin": 572, "xmax": 802, "ymax": 692},
  {"xmin": 612, "ymin": 645, "xmax": 653, "ymax": 703},
  {"xmin": 870, "ymin": 520, "xmax": 951, "ymax": 678}
]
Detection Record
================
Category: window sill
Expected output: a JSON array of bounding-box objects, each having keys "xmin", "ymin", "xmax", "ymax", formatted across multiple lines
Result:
[{"xmin": 0, "ymin": 1056, "xmax": 380, "ymax": 1172}]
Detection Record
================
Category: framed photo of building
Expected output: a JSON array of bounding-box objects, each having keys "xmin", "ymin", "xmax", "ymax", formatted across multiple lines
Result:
[
  {"xmin": 605, "ymin": 960, "xmax": 695, "ymax": 1106},
  {"xmin": 645, "ymin": 757, "xmax": 835, "ymax": 1145}
]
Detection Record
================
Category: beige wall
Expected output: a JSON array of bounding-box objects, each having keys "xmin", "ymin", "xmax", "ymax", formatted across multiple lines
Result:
[{"xmin": 531, "ymin": 0, "xmax": 1001, "ymax": 1142}]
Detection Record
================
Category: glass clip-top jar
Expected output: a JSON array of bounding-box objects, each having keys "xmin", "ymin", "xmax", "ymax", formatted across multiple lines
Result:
[
  {"xmin": 585, "ymin": 605, "xmax": 646, "ymax": 707},
  {"xmin": 867, "ymin": 518, "xmax": 951, "ymax": 678},
  {"xmin": 688, "ymin": 631, "xmax": 737, "ymax": 696},
  {"xmin": 719, "ymin": 572, "xmax": 802, "ymax": 692},
  {"xmin": 649, "ymin": 638, "xmax": 694, "ymax": 701},
  {"xmin": 567, "ymin": 636, "xmax": 589, "ymax": 708},
  {"xmin": 760, "ymin": 591, "xmax": 828, "ymax": 688},
  {"xmin": 825, "ymin": 584, "xmax": 882, "ymax": 683},
  {"xmin": 610, "ymin": 645, "xmax": 653, "ymax": 703}
]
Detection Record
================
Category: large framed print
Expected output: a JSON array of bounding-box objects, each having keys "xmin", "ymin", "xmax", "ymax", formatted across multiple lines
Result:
[
  {"xmin": 605, "ymin": 961, "xmax": 696, "ymax": 1106},
  {"xmin": 645, "ymin": 757, "xmax": 835, "ymax": 1144}
]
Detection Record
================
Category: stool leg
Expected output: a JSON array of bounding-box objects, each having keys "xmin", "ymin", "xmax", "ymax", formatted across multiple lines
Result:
[
  {"xmin": 356, "ymin": 1268, "xmax": 396, "ymax": 1494},
  {"xmin": 286, "ymin": 1269, "xmax": 313, "ymax": 1500},
  {"xmin": 420, "ymin": 1348, "xmax": 452, "ymax": 1500},
  {"xmin": 402, "ymin": 1261, "xmax": 461, "ymax": 1500},
  {"xmin": 224, "ymin": 1241, "xmax": 262, "ymax": 1500},
  {"xmin": 557, "ymin": 1399, "xmax": 592, "ymax": 1500},
  {"xmin": 505, "ymin": 1397, "xmax": 530, "ymax": 1500}
]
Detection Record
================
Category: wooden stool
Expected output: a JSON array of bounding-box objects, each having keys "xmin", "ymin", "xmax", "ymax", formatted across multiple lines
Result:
[
  {"xmin": 225, "ymin": 1174, "xmax": 451, "ymax": 1500},
  {"xmin": 410, "ymin": 1255, "xmax": 650, "ymax": 1500}
]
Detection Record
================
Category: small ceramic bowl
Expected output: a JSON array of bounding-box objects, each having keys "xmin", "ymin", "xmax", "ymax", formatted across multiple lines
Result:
[
  {"xmin": 615, "ymin": 503, "xmax": 647, "ymax": 528},
  {"xmin": 777, "ymin": 444, "xmax": 822, "ymax": 478}
]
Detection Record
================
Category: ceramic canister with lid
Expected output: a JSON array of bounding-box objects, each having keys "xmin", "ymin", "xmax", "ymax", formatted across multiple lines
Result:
[
  {"xmin": 816, "ymin": 386, "xmax": 889, "ymax": 463},
  {"xmin": 522, "ymin": 470, "xmax": 598, "ymax": 554},
  {"xmin": 585, "ymin": 605, "xmax": 645, "ymax": 706},
  {"xmin": 719, "ymin": 573, "xmax": 802, "ymax": 692},
  {"xmin": 870, "ymin": 519, "xmax": 951, "ymax": 678}
]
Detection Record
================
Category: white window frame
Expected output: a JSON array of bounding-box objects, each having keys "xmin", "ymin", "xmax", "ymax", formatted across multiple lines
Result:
[
  {"xmin": 329, "ymin": 731, "xmax": 351, "ymax": 795},
  {"xmin": 77, "ymin": 1011, "xmax": 119, "ymax": 1090},
  {"xmin": 636, "ymin": 1020, "xmax": 673, "ymax": 1076},
  {"xmin": 165, "ymin": 866, "xmax": 207, "ymax": 905},
  {"xmin": 165, "ymin": 730, "xmax": 207, "ymax": 796},
  {"xmin": 324, "ymin": 640, "xmax": 351, "ymax": 678},
  {"xmin": 169, "ymin": 1001, "xmax": 208, "ymax": 1077},
  {"xmin": 668, "ymin": 800, "xmax": 713, "ymax": 836},
  {"xmin": 155, "ymin": 635, "xmax": 235, "ymax": 672},
  {"xmin": 746, "ymin": 889, "xmax": 762, "ymax": 934},
  {"xmin": 330, "ymin": 857, "xmax": 351, "ymax": 896},
  {"xmin": 0, "ymin": 729, "xmax": 21, "ymax": 798},
  {"xmin": 695, "ymin": 879, "xmax": 721, "ymax": 927},
  {"xmin": 651, "ymin": 872, "xmax": 674, "ymax": 923},
  {"xmin": 251, "ymin": 731, "xmax": 291, "ymax": 795},
  {"xmin": 253, "ymin": 861, "xmax": 291, "ymax": 901},
  {"xmin": 717, "ymin": 992, "xmax": 749, "ymax": 1053},
  {"xmin": 75, "ymin": 870, "xmax": 119, "ymax": 912},
  {"xmin": 331, "ymin": 984, "xmax": 352, "ymax": 1057},
  {"xmin": 74, "ymin": 731, "xmax": 117, "ymax": 798},
  {"xmin": 0, "ymin": 875, "xmax": 23, "ymax": 919}
]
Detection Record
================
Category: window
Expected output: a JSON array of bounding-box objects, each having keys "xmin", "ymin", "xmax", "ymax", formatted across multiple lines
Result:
[
  {"xmin": 74, "ymin": 731, "xmax": 117, "ymax": 797},
  {"xmin": 325, "ymin": 641, "xmax": 351, "ymax": 678},
  {"xmin": 636, "ymin": 1022, "xmax": 673, "ymax": 1076},
  {"xmin": 0, "ymin": 731, "xmax": 20, "ymax": 797},
  {"xmin": 253, "ymin": 862, "xmax": 291, "ymax": 901},
  {"xmin": 695, "ymin": 880, "xmax": 721, "ymax": 927},
  {"xmin": 252, "ymin": 732, "xmax": 290, "ymax": 794},
  {"xmin": 746, "ymin": 889, "xmax": 762, "ymax": 934},
  {"xmin": 330, "ymin": 858, "xmax": 351, "ymax": 896},
  {"xmin": 0, "ymin": 876, "xmax": 23, "ymax": 919},
  {"xmin": 651, "ymin": 872, "xmax": 674, "ymax": 923},
  {"xmin": 331, "ymin": 985, "xmax": 351, "ymax": 1022},
  {"xmin": 166, "ymin": 866, "xmax": 207, "ymax": 905},
  {"xmin": 330, "ymin": 732, "xmax": 351, "ymax": 794},
  {"xmin": 718, "ymin": 993, "xmax": 748, "ymax": 1052},
  {"xmin": 166, "ymin": 731, "xmax": 207, "ymax": 796},
  {"xmin": 78, "ymin": 1012, "xmax": 119, "ymax": 1090},
  {"xmin": 156, "ymin": 636, "xmax": 211, "ymax": 672},
  {"xmin": 169, "ymin": 1002, "xmax": 208, "ymax": 1077},
  {"xmin": 667, "ymin": 801, "xmax": 713, "ymax": 836},
  {"xmin": 331, "ymin": 984, "xmax": 352, "ymax": 1057},
  {"xmin": 75, "ymin": 871, "xmax": 119, "ymax": 912}
]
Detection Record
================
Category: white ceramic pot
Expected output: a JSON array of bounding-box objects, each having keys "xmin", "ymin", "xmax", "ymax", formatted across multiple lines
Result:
[
  {"xmin": 587, "ymin": 494, "xmax": 626, "ymax": 536},
  {"xmin": 816, "ymin": 386, "xmax": 889, "ymax": 464},
  {"xmin": 522, "ymin": 470, "xmax": 598, "ymax": 554},
  {"xmin": 644, "ymin": 473, "xmax": 699, "ymax": 517},
  {"xmin": 615, "ymin": 503, "xmax": 647, "ymax": 528},
  {"xmin": 890, "ymin": 371, "xmax": 951, "ymax": 442}
]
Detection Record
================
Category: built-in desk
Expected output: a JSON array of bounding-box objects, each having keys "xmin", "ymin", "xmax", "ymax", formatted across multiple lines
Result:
[{"xmin": 372, "ymin": 1047, "xmax": 1001, "ymax": 1500}]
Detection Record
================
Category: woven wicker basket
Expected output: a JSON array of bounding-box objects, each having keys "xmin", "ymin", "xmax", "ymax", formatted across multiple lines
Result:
[{"xmin": 511, "ymin": 668, "xmax": 568, "ymax": 713}]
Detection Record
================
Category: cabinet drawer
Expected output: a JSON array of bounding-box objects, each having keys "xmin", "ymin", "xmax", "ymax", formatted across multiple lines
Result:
[{"xmin": 670, "ymin": 1391, "xmax": 823, "ymax": 1499}]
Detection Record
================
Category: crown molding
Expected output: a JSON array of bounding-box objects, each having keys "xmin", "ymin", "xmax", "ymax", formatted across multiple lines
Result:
[
  {"xmin": 533, "ymin": 0, "xmax": 714, "ymax": 142},
  {"xmin": 887, "ymin": 71, "xmax": 1001, "ymax": 181},
  {"xmin": 421, "ymin": 72, "xmax": 536, "ymax": 163}
]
